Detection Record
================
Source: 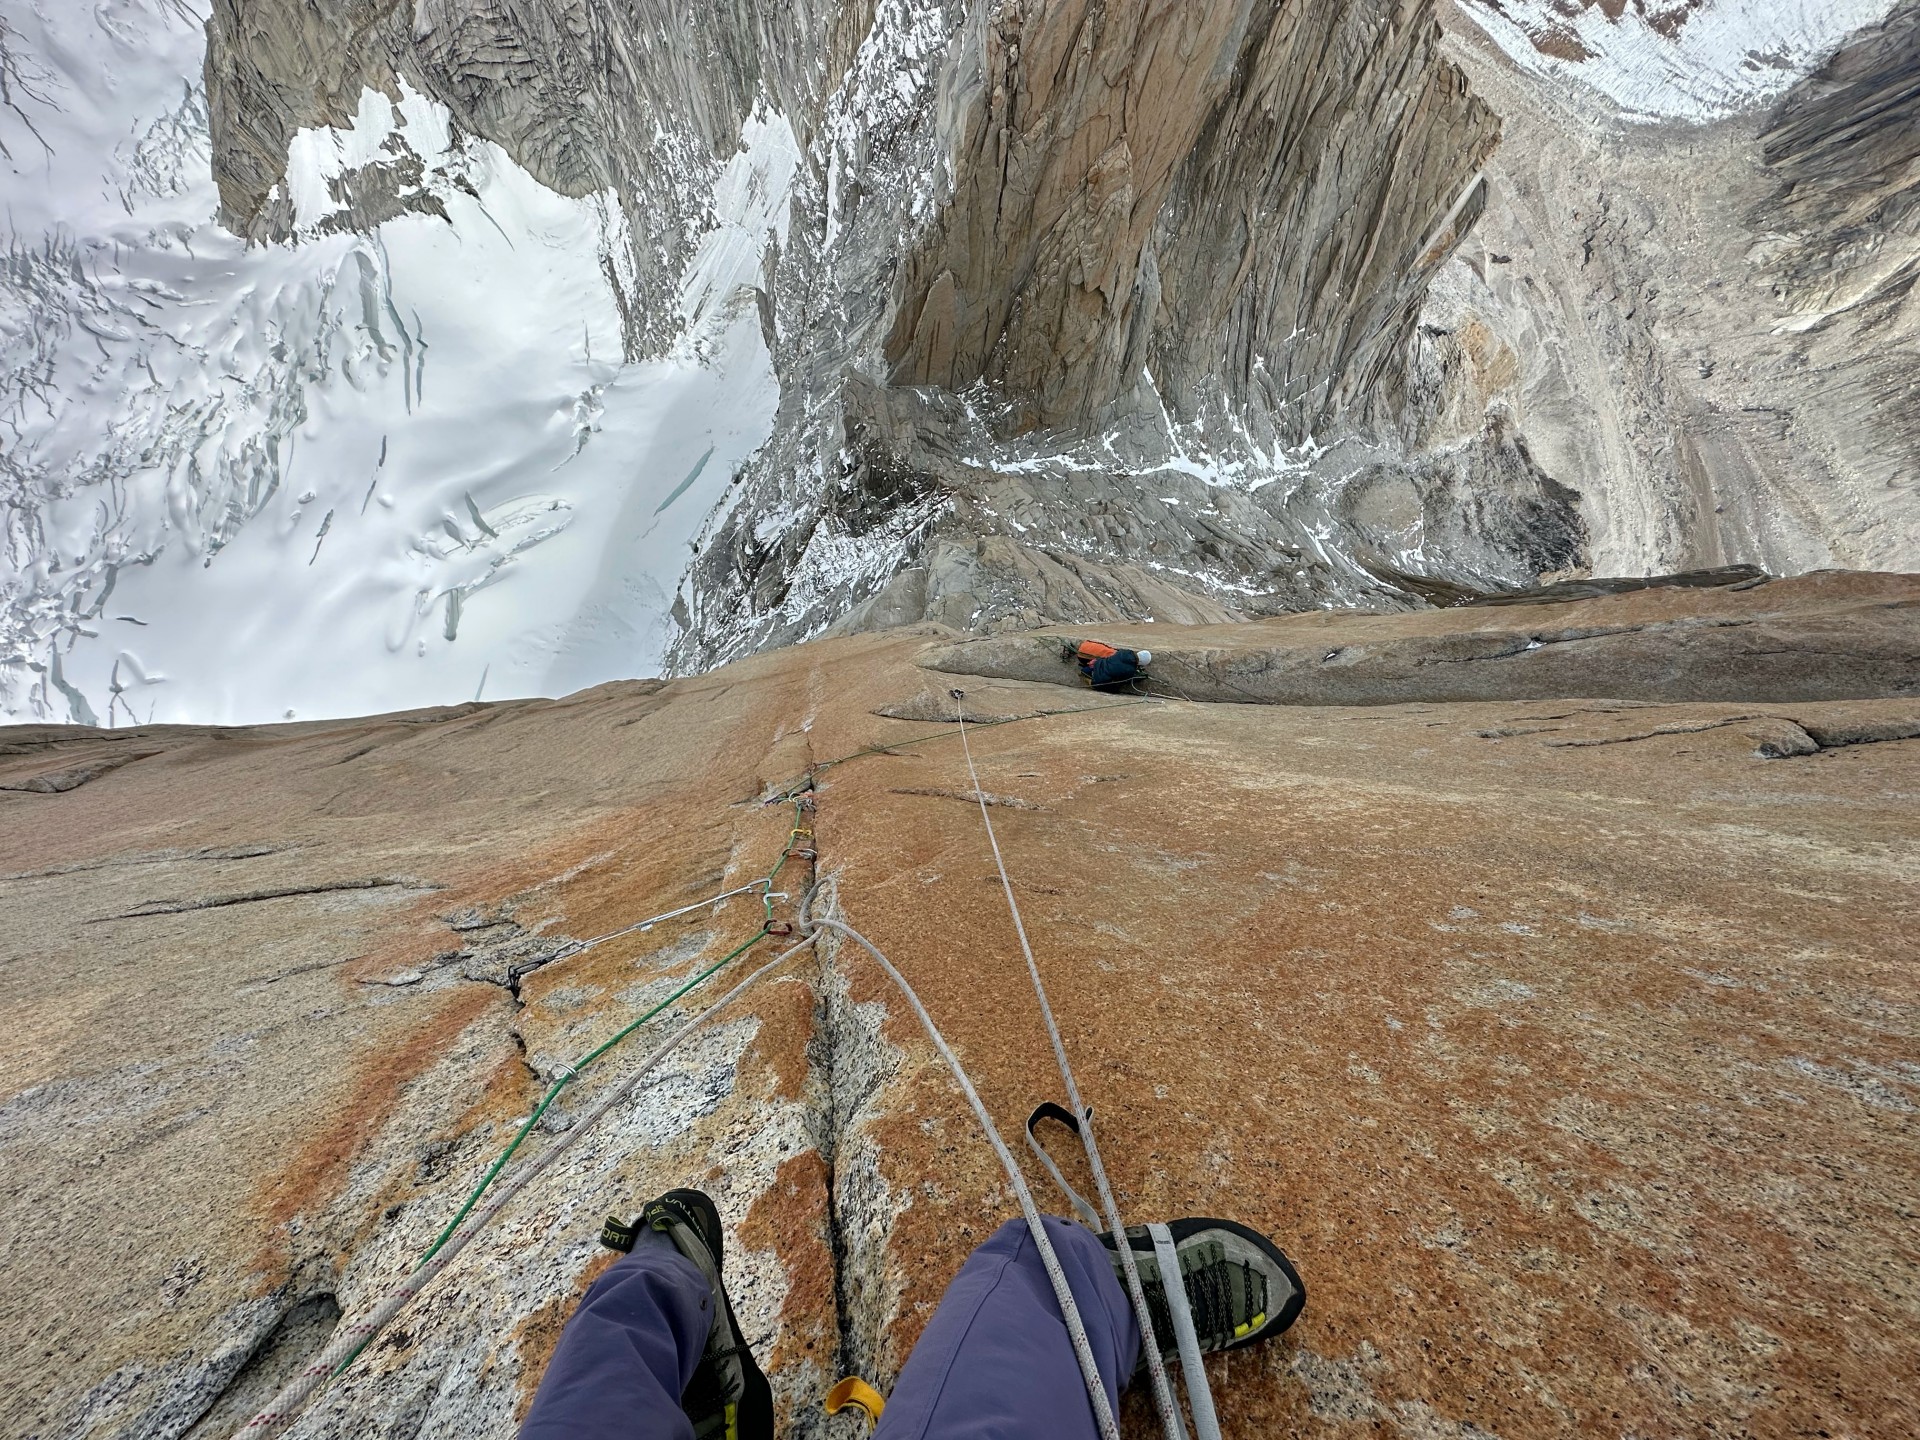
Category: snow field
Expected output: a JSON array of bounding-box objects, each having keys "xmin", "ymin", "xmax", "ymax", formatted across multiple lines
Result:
[{"xmin": 1, "ymin": 1, "xmax": 789, "ymax": 725}]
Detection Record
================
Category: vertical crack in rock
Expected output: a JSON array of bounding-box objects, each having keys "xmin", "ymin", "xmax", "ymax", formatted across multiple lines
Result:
[
  {"xmin": 180, "ymin": 1293, "xmax": 343, "ymax": 1440},
  {"xmin": 807, "ymin": 923, "xmax": 903, "ymax": 1390},
  {"xmin": 796, "ymin": 783, "xmax": 905, "ymax": 1391},
  {"xmin": 810, "ymin": 935, "xmax": 856, "ymax": 1383}
]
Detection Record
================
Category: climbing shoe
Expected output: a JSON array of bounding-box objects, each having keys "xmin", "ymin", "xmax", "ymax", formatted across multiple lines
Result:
[
  {"xmin": 603, "ymin": 1189, "xmax": 774, "ymax": 1440},
  {"xmin": 1101, "ymin": 1217, "xmax": 1304, "ymax": 1367}
]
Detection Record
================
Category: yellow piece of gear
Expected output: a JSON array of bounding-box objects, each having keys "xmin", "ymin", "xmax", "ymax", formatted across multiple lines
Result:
[{"xmin": 825, "ymin": 1376, "xmax": 887, "ymax": 1430}]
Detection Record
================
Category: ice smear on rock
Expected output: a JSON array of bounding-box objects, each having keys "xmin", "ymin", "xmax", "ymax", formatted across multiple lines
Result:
[{"xmin": 0, "ymin": 1, "xmax": 785, "ymax": 726}]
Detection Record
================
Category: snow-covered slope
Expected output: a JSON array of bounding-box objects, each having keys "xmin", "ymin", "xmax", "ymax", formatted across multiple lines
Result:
[
  {"xmin": 1456, "ymin": 0, "xmax": 1906, "ymax": 121},
  {"xmin": 0, "ymin": 1, "xmax": 784, "ymax": 726}
]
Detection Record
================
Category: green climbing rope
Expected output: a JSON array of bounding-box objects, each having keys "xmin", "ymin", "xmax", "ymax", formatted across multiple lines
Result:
[
  {"xmin": 414, "ymin": 698, "xmax": 1151, "ymax": 1277},
  {"xmin": 413, "ymin": 932, "xmax": 762, "ymax": 1268},
  {"xmin": 413, "ymin": 794, "xmax": 812, "ymax": 1272}
]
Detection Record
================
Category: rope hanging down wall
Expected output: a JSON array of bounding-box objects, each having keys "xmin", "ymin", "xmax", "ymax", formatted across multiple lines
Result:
[{"xmin": 950, "ymin": 690, "xmax": 1193, "ymax": 1440}]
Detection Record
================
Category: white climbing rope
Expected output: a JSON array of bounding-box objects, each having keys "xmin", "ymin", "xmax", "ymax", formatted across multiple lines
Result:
[
  {"xmin": 952, "ymin": 691, "xmax": 1189, "ymax": 1440},
  {"xmin": 806, "ymin": 904, "xmax": 1123, "ymax": 1440},
  {"xmin": 549, "ymin": 879, "xmax": 782, "ymax": 961},
  {"xmin": 1150, "ymin": 1221, "xmax": 1223, "ymax": 1440},
  {"xmin": 503, "ymin": 880, "xmax": 786, "ymax": 990}
]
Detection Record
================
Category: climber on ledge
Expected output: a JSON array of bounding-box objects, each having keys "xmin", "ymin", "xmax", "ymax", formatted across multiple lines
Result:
[
  {"xmin": 1060, "ymin": 638, "xmax": 1154, "ymax": 692},
  {"xmin": 519, "ymin": 1187, "xmax": 1302, "ymax": 1440}
]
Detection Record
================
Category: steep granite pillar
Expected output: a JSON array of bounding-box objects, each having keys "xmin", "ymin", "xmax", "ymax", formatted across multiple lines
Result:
[{"xmin": 883, "ymin": 0, "xmax": 1498, "ymax": 438}]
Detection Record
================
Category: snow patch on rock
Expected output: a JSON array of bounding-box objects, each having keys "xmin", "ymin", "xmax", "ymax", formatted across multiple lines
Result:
[
  {"xmin": 679, "ymin": 109, "xmax": 799, "ymax": 339},
  {"xmin": 1457, "ymin": 0, "xmax": 1904, "ymax": 121}
]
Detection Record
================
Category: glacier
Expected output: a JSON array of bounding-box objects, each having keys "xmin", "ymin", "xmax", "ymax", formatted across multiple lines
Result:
[{"xmin": 0, "ymin": 0, "xmax": 784, "ymax": 726}]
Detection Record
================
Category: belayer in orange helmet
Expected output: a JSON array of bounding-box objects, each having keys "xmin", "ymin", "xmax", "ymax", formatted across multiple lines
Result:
[{"xmin": 1059, "ymin": 639, "xmax": 1153, "ymax": 691}]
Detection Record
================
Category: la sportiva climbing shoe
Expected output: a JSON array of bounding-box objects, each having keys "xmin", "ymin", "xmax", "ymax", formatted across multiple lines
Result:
[
  {"xmin": 1101, "ymin": 1217, "xmax": 1304, "ymax": 1367},
  {"xmin": 601, "ymin": 1189, "xmax": 773, "ymax": 1440}
]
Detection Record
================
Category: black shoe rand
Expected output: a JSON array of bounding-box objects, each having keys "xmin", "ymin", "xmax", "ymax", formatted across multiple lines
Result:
[
  {"xmin": 1100, "ymin": 1216, "xmax": 1304, "ymax": 1365},
  {"xmin": 629, "ymin": 1189, "xmax": 774, "ymax": 1440}
]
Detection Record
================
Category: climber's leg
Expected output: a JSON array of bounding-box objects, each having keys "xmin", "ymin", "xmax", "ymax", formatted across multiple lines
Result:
[
  {"xmin": 519, "ymin": 1231, "xmax": 708, "ymax": 1440},
  {"xmin": 875, "ymin": 1216, "xmax": 1141, "ymax": 1440}
]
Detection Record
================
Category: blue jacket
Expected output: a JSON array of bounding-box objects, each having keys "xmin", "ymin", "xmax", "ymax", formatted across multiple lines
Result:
[{"xmin": 1088, "ymin": 649, "xmax": 1145, "ymax": 689}]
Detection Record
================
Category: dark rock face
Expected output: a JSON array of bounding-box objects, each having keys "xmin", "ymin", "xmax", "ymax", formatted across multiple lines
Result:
[
  {"xmin": 881, "ymin": 3, "xmax": 1499, "ymax": 439},
  {"xmin": 881, "ymin": 0, "xmax": 1271, "ymax": 430},
  {"xmin": 1337, "ymin": 418, "xmax": 1588, "ymax": 592},
  {"xmin": 1760, "ymin": 6, "xmax": 1920, "ymax": 264},
  {"xmin": 1142, "ymin": 8, "xmax": 1498, "ymax": 444},
  {"xmin": 204, "ymin": 0, "xmax": 413, "ymax": 238},
  {"xmin": 1749, "ymin": 4, "xmax": 1920, "ymax": 516}
]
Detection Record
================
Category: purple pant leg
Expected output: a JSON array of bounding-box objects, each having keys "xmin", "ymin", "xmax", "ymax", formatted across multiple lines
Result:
[
  {"xmin": 875, "ymin": 1216, "xmax": 1141, "ymax": 1440},
  {"xmin": 519, "ymin": 1234, "xmax": 712, "ymax": 1440}
]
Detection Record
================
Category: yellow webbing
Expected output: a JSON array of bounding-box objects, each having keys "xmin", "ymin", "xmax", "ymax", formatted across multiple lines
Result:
[{"xmin": 825, "ymin": 1376, "xmax": 886, "ymax": 1430}]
